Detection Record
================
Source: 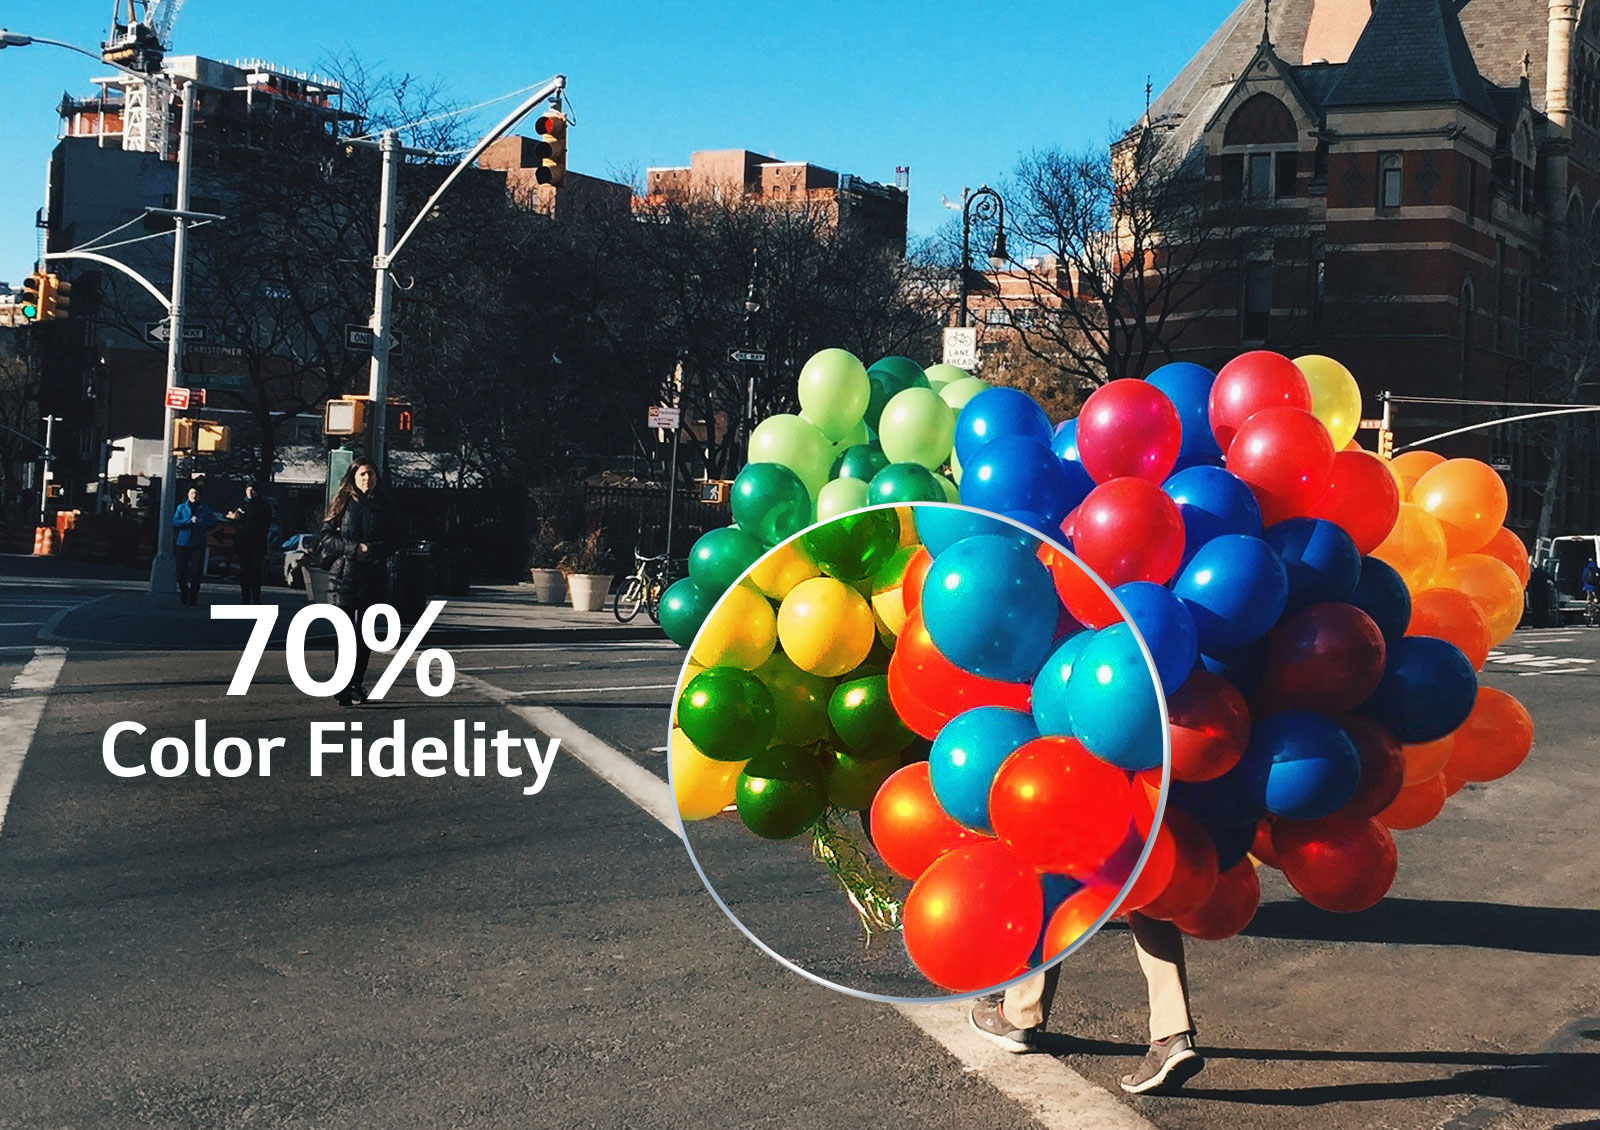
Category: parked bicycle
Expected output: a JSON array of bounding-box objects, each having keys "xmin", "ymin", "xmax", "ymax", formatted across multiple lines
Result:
[{"xmin": 613, "ymin": 550, "xmax": 673, "ymax": 623}]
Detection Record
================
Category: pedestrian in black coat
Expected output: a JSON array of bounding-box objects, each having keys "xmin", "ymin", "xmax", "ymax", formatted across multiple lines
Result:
[
  {"xmin": 227, "ymin": 482, "xmax": 273, "ymax": 603},
  {"xmin": 319, "ymin": 458, "xmax": 395, "ymax": 705}
]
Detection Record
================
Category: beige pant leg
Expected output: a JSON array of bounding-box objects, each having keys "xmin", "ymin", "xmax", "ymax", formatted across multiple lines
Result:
[
  {"xmin": 1128, "ymin": 912, "xmax": 1193, "ymax": 1041},
  {"xmin": 1002, "ymin": 964, "xmax": 1061, "ymax": 1029}
]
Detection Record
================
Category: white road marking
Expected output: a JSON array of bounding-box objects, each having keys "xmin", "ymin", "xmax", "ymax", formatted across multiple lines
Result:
[
  {"xmin": 510, "ymin": 682, "xmax": 677, "ymax": 696},
  {"xmin": 0, "ymin": 647, "xmax": 68, "ymax": 832},
  {"xmin": 457, "ymin": 672, "xmax": 1155, "ymax": 1130}
]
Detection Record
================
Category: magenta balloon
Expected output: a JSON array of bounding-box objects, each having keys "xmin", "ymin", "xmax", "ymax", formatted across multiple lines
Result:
[{"xmin": 1075, "ymin": 379, "xmax": 1183, "ymax": 484}]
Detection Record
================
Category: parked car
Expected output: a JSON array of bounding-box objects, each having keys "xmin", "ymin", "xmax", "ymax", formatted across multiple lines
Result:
[
  {"xmin": 269, "ymin": 533, "xmax": 316, "ymax": 588},
  {"xmin": 1531, "ymin": 535, "xmax": 1598, "ymax": 625}
]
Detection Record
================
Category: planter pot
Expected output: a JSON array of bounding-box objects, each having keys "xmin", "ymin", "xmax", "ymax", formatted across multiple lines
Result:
[
  {"xmin": 304, "ymin": 565, "xmax": 331, "ymax": 604},
  {"xmin": 528, "ymin": 567, "xmax": 565, "ymax": 604},
  {"xmin": 565, "ymin": 573, "xmax": 612, "ymax": 612}
]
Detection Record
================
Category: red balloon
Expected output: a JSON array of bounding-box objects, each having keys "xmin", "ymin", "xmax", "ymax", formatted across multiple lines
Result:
[
  {"xmin": 1075, "ymin": 379, "xmax": 1182, "ymax": 484},
  {"xmin": 1309, "ymin": 450, "xmax": 1401, "ymax": 555},
  {"xmin": 1059, "ymin": 507, "xmax": 1079, "ymax": 545},
  {"xmin": 868, "ymin": 762, "xmax": 991, "ymax": 881},
  {"xmin": 1072, "ymin": 477, "xmax": 1186, "ymax": 587},
  {"xmin": 1137, "ymin": 808, "xmax": 1219, "ymax": 922},
  {"xmin": 888, "ymin": 609, "xmax": 1032, "ymax": 739},
  {"xmin": 1250, "ymin": 817, "xmax": 1280, "ymax": 868},
  {"xmin": 1377, "ymin": 775, "xmax": 1447, "ymax": 830},
  {"xmin": 1273, "ymin": 814, "xmax": 1397, "ymax": 913},
  {"xmin": 1259, "ymin": 603, "xmax": 1386, "ymax": 715},
  {"xmin": 1209, "ymin": 351, "xmax": 1312, "ymax": 451},
  {"xmin": 1334, "ymin": 715, "xmax": 1405, "ymax": 819},
  {"xmin": 1091, "ymin": 821, "xmax": 1177, "ymax": 913},
  {"xmin": 1226, "ymin": 407, "xmax": 1336, "ymax": 527},
  {"xmin": 1039, "ymin": 543, "xmax": 1120, "ymax": 628},
  {"xmin": 1166, "ymin": 670, "xmax": 1250, "ymax": 782},
  {"xmin": 1174, "ymin": 859, "xmax": 1261, "ymax": 940},
  {"xmin": 901, "ymin": 546, "xmax": 933, "ymax": 617},
  {"xmin": 1042, "ymin": 885, "xmax": 1119, "ymax": 960},
  {"xmin": 902, "ymin": 841, "xmax": 1043, "ymax": 992},
  {"xmin": 990, "ymin": 737, "xmax": 1133, "ymax": 873}
]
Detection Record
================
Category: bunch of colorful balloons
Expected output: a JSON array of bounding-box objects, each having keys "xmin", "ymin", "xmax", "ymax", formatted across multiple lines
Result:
[{"xmin": 671, "ymin": 503, "xmax": 1173, "ymax": 992}]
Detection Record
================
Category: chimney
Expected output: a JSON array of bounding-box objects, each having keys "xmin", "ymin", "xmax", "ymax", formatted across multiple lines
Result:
[{"xmin": 1547, "ymin": 0, "xmax": 1578, "ymax": 129}]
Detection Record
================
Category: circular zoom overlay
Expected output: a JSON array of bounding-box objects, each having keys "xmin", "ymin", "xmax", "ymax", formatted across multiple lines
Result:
[{"xmin": 669, "ymin": 503, "xmax": 1174, "ymax": 1002}]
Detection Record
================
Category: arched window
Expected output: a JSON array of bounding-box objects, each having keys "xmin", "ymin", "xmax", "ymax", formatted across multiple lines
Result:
[{"xmin": 1378, "ymin": 153, "xmax": 1403, "ymax": 209}]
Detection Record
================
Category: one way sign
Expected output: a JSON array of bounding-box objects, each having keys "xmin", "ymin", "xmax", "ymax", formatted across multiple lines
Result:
[{"xmin": 145, "ymin": 321, "xmax": 208, "ymax": 344}]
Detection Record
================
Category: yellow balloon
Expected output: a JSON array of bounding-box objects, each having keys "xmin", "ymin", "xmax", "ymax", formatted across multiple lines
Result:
[
  {"xmin": 896, "ymin": 506, "xmax": 920, "ymax": 546},
  {"xmin": 777, "ymin": 576, "xmax": 876, "ymax": 676},
  {"xmin": 1371, "ymin": 503, "xmax": 1448, "ymax": 592},
  {"xmin": 746, "ymin": 542, "xmax": 820, "ymax": 601},
  {"xmin": 949, "ymin": 446, "xmax": 963, "ymax": 486},
  {"xmin": 692, "ymin": 583, "xmax": 777, "ymax": 669},
  {"xmin": 871, "ymin": 583, "xmax": 908, "ymax": 637},
  {"xmin": 1294, "ymin": 355, "xmax": 1363, "ymax": 450},
  {"xmin": 671, "ymin": 728, "xmax": 745, "ymax": 820}
]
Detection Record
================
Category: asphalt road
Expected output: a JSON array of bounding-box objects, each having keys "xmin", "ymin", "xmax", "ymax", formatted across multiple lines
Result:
[{"xmin": 0, "ymin": 559, "xmax": 1595, "ymax": 1130}]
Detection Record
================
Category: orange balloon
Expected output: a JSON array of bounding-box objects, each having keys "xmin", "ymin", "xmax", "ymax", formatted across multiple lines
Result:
[
  {"xmin": 1480, "ymin": 527, "xmax": 1531, "ymax": 588},
  {"xmin": 1371, "ymin": 503, "xmax": 1448, "ymax": 592},
  {"xmin": 1377, "ymin": 774, "xmax": 1447, "ymax": 830},
  {"xmin": 1407, "ymin": 587, "xmax": 1491, "ymax": 669},
  {"xmin": 1441, "ymin": 765, "xmax": 1469, "ymax": 796},
  {"xmin": 1435, "ymin": 554, "xmax": 1523, "ymax": 645},
  {"xmin": 1389, "ymin": 451, "xmax": 1445, "ymax": 501},
  {"xmin": 1412, "ymin": 459, "xmax": 1509, "ymax": 555},
  {"xmin": 1399, "ymin": 735, "xmax": 1453, "ymax": 786},
  {"xmin": 1449, "ymin": 686, "xmax": 1533, "ymax": 782}
]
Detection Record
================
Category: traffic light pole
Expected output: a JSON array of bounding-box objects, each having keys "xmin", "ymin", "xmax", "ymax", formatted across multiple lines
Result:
[{"xmin": 38, "ymin": 414, "xmax": 60, "ymax": 525}]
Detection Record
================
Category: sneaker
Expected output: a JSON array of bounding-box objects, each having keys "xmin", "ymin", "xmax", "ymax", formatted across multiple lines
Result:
[
  {"xmin": 1120, "ymin": 1032, "xmax": 1204, "ymax": 1095},
  {"xmin": 968, "ymin": 996, "xmax": 1038, "ymax": 1054}
]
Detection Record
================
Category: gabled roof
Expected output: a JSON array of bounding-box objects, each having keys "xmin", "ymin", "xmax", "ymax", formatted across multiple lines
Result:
[
  {"xmin": 1324, "ymin": 0, "xmax": 1500, "ymax": 122},
  {"xmin": 1148, "ymin": 0, "xmax": 1316, "ymax": 126},
  {"xmin": 1289, "ymin": 61, "xmax": 1348, "ymax": 114}
]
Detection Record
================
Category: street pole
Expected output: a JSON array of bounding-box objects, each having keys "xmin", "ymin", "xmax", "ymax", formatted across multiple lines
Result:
[
  {"xmin": 38, "ymin": 414, "xmax": 60, "ymax": 525},
  {"xmin": 366, "ymin": 129, "xmax": 400, "ymax": 472},
  {"xmin": 665, "ymin": 359, "xmax": 682, "ymax": 559},
  {"xmin": 958, "ymin": 185, "xmax": 1006, "ymax": 331},
  {"xmin": 148, "ymin": 80, "xmax": 195, "ymax": 596}
]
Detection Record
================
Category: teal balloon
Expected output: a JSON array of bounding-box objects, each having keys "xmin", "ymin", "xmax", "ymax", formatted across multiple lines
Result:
[
  {"xmin": 801, "ymin": 508, "xmax": 901, "ymax": 582},
  {"xmin": 748, "ymin": 414, "xmax": 833, "ymax": 498},
  {"xmin": 869, "ymin": 356, "xmax": 930, "ymax": 391},
  {"xmin": 817, "ymin": 477, "xmax": 871, "ymax": 522},
  {"xmin": 878, "ymin": 387, "xmax": 955, "ymax": 469},
  {"xmin": 834, "ymin": 442, "xmax": 890, "ymax": 483},
  {"xmin": 658, "ymin": 577, "xmax": 714, "ymax": 648},
  {"xmin": 864, "ymin": 368, "xmax": 915, "ymax": 433},
  {"xmin": 687, "ymin": 526, "xmax": 764, "ymax": 596},
  {"xmin": 868, "ymin": 462, "xmax": 945, "ymax": 504},
  {"xmin": 732, "ymin": 463, "xmax": 813, "ymax": 546}
]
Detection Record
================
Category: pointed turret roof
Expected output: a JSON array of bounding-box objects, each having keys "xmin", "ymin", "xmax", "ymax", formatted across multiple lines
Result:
[{"xmin": 1324, "ymin": 0, "xmax": 1500, "ymax": 121}]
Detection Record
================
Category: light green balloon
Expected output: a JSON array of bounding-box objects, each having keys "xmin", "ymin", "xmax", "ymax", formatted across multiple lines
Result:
[
  {"xmin": 949, "ymin": 446, "xmax": 963, "ymax": 485},
  {"xmin": 940, "ymin": 376, "xmax": 990, "ymax": 412},
  {"xmin": 828, "ymin": 418, "xmax": 871, "ymax": 460},
  {"xmin": 749, "ymin": 414, "xmax": 833, "ymax": 499},
  {"xmin": 923, "ymin": 364, "xmax": 970, "ymax": 392},
  {"xmin": 877, "ymin": 387, "xmax": 955, "ymax": 469},
  {"xmin": 816, "ymin": 477, "xmax": 871, "ymax": 522},
  {"xmin": 936, "ymin": 473, "xmax": 960, "ymax": 503},
  {"xmin": 797, "ymin": 349, "xmax": 870, "ymax": 442}
]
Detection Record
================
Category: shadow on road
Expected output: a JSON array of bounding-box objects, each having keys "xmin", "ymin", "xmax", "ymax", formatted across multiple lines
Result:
[{"xmin": 1245, "ymin": 897, "xmax": 1600, "ymax": 956}]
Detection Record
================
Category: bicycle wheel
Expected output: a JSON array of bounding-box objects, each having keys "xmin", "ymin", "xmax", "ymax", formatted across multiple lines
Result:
[
  {"xmin": 613, "ymin": 576, "xmax": 645, "ymax": 623},
  {"xmin": 645, "ymin": 576, "xmax": 666, "ymax": 623}
]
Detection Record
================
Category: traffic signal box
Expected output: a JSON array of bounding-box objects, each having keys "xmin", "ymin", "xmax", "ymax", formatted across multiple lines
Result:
[
  {"xmin": 323, "ymin": 396, "xmax": 415, "ymax": 442},
  {"xmin": 1379, "ymin": 429, "xmax": 1395, "ymax": 460},
  {"xmin": 16, "ymin": 273, "xmax": 71, "ymax": 323},
  {"xmin": 172, "ymin": 418, "xmax": 230, "ymax": 454},
  {"xmin": 533, "ymin": 111, "xmax": 567, "ymax": 187},
  {"xmin": 18, "ymin": 274, "xmax": 42, "ymax": 322}
]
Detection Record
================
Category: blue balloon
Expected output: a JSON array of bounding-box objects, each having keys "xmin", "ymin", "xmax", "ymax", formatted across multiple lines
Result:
[
  {"xmin": 1147, "ymin": 362, "xmax": 1222, "ymax": 468},
  {"xmin": 1207, "ymin": 821, "xmax": 1258, "ymax": 870},
  {"xmin": 1350, "ymin": 556, "xmax": 1412, "ymax": 641},
  {"xmin": 954, "ymin": 387, "xmax": 1052, "ymax": 464},
  {"xmin": 1112, "ymin": 581, "xmax": 1198, "ymax": 695},
  {"xmin": 1162, "ymin": 465, "xmax": 1263, "ymax": 567},
  {"xmin": 1200, "ymin": 639, "xmax": 1269, "ymax": 697},
  {"xmin": 1359, "ymin": 636, "xmax": 1477, "ymax": 743},
  {"xmin": 913, "ymin": 505, "xmax": 1023, "ymax": 557},
  {"xmin": 1172, "ymin": 534, "xmax": 1288, "ymax": 652},
  {"xmin": 1002, "ymin": 510, "xmax": 1061, "ymax": 542},
  {"xmin": 1234, "ymin": 712, "xmax": 1361, "ymax": 820},
  {"xmin": 1065, "ymin": 623, "xmax": 1165, "ymax": 771},
  {"xmin": 928, "ymin": 706, "xmax": 1039, "ymax": 833},
  {"xmin": 1264, "ymin": 518, "xmax": 1361, "ymax": 613},
  {"xmin": 1031, "ymin": 630, "xmax": 1093, "ymax": 736},
  {"xmin": 1049, "ymin": 418, "xmax": 1098, "ymax": 504},
  {"xmin": 961, "ymin": 434, "xmax": 1079, "ymax": 528},
  {"xmin": 921, "ymin": 534, "xmax": 1058, "ymax": 683},
  {"xmin": 1170, "ymin": 771, "xmax": 1263, "ymax": 828}
]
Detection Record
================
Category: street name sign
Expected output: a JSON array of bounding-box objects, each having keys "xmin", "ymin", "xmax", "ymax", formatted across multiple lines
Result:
[{"xmin": 344, "ymin": 324, "xmax": 404, "ymax": 352}]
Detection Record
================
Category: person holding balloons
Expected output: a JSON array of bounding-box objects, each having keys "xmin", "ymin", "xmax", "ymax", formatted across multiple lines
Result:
[{"xmin": 970, "ymin": 915, "xmax": 1202, "ymax": 1095}]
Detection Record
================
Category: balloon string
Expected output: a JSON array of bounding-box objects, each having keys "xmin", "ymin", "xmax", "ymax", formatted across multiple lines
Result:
[{"xmin": 811, "ymin": 809, "xmax": 904, "ymax": 949}]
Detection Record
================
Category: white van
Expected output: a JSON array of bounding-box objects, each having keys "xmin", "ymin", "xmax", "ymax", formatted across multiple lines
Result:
[{"xmin": 1531, "ymin": 535, "xmax": 1600, "ymax": 625}]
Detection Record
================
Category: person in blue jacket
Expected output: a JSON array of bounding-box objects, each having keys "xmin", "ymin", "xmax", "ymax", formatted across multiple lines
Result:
[{"xmin": 172, "ymin": 484, "xmax": 219, "ymax": 605}]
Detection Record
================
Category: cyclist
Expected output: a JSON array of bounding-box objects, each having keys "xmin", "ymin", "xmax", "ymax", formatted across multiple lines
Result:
[{"xmin": 1584, "ymin": 558, "xmax": 1599, "ymax": 624}]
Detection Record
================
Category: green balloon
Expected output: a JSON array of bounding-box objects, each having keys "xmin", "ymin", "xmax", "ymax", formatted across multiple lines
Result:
[
  {"xmin": 800, "ymin": 508, "xmax": 900, "ymax": 582},
  {"xmin": 863, "ymin": 369, "xmax": 912, "ymax": 433},
  {"xmin": 797, "ymin": 349, "xmax": 871, "ymax": 442},
  {"xmin": 869, "ymin": 355, "xmax": 930, "ymax": 390},
  {"xmin": 688, "ymin": 526, "xmax": 764, "ymax": 597},
  {"xmin": 940, "ymin": 376, "xmax": 990, "ymax": 412},
  {"xmin": 923, "ymin": 363, "xmax": 970, "ymax": 392},
  {"xmin": 731, "ymin": 463, "xmax": 813, "ymax": 547},
  {"xmin": 828, "ymin": 673, "xmax": 914, "ymax": 759},
  {"xmin": 868, "ymin": 462, "xmax": 945, "ymax": 505},
  {"xmin": 754, "ymin": 651, "xmax": 832, "ymax": 746},
  {"xmin": 875, "ymin": 543, "xmax": 918, "ymax": 589},
  {"xmin": 828, "ymin": 419, "xmax": 872, "ymax": 462},
  {"xmin": 825, "ymin": 746, "xmax": 900, "ymax": 811},
  {"xmin": 677, "ymin": 667, "xmax": 777, "ymax": 762},
  {"xmin": 748, "ymin": 414, "xmax": 833, "ymax": 498},
  {"xmin": 737, "ymin": 745, "xmax": 829, "ymax": 839},
  {"xmin": 833, "ymin": 442, "xmax": 890, "ymax": 483},
  {"xmin": 878, "ymin": 387, "xmax": 955, "ymax": 469},
  {"xmin": 658, "ymin": 578, "xmax": 714, "ymax": 648},
  {"xmin": 816, "ymin": 477, "xmax": 870, "ymax": 522}
]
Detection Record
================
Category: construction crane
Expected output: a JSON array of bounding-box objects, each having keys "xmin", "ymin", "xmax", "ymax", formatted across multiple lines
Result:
[{"xmin": 102, "ymin": 0, "xmax": 184, "ymax": 74}]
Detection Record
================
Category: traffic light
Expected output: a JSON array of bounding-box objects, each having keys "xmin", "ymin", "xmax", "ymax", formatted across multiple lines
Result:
[
  {"xmin": 39, "ymin": 274, "xmax": 71, "ymax": 322},
  {"xmin": 385, "ymin": 399, "xmax": 414, "ymax": 438},
  {"xmin": 1378, "ymin": 428, "xmax": 1395, "ymax": 460},
  {"xmin": 18, "ymin": 273, "xmax": 43, "ymax": 322},
  {"xmin": 533, "ymin": 110, "xmax": 567, "ymax": 187},
  {"xmin": 323, "ymin": 397, "xmax": 367, "ymax": 437},
  {"xmin": 173, "ymin": 417, "xmax": 196, "ymax": 452}
]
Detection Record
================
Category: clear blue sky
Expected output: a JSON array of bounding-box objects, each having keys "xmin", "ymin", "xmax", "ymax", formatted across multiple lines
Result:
[{"xmin": 1, "ymin": 0, "xmax": 1239, "ymax": 283}]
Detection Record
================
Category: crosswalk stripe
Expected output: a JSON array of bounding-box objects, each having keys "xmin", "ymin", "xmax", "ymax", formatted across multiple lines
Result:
[{"xmin": 0, "ymin": 647, "xmax": 68, "ymax": 833}]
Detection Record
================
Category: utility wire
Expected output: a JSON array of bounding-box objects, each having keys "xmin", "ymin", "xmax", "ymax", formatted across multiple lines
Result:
[{"xmin": 347, "ymin": 80, "xmax": 549, "ymax": 143}]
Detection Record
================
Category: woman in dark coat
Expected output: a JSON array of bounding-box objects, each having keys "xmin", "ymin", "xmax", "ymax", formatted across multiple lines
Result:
[{"xmin": 319, "ymin": 458, "xmax": 395, "ymax": 705}]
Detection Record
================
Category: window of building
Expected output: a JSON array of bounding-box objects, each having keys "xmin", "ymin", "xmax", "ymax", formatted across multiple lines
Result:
[
  {"xmin": 1467, "ymin": 160, "xmax": 1480, "ymax": 222},
  {"xmin": 983, "ymin": 307, "xmax": 1011, "ymax": 327},
  {"xmin": 1460, "ymin": 277, "xmax": 1476, "ymax": 388},
  {"xmin": 1247, "ymin": 153, "xmax": 1274, "ymax": 200},
  {"xmin": 1310, "ymin": 236, "xmax": 1326, "ymax": 329},
  {"xmin": 1221, "ymin": 154, "xmax": 1244, "ymax": 197},
  {"xmin": 1275, "ymin": 152, "xmax": 1297, "ymax": 199},
  {"xmin": 1242, "ymin": 261, "xmax": 1272, "ymax": 341},
  {"xmin": 1378, "ymin": 154, "xmax": 1402, "ymax": 209}
]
